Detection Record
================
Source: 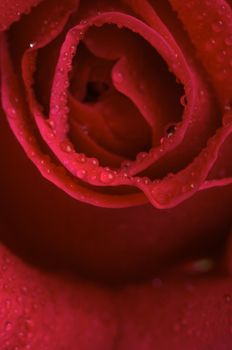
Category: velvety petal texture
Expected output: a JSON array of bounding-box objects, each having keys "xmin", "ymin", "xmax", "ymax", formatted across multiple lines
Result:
[
  {"xmin": 0, "ymin": 0, "xmax": 232, "ymax": 349},
  {"xmin": 0, "ymin": 240, "xmax": 117, "ymax": 350},
  {"xmin": 0, "ymin": 239, "xmax": 231, "ymax": 350}
]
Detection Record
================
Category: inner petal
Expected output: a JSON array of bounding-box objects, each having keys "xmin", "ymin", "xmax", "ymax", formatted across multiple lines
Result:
[
  {"xmin": 69, "ymin": 43, "xmax": 152, "ymax": 162},
  {"xmin": 67, "ymin": 24, "xmax": 183, "ymax": 164}
]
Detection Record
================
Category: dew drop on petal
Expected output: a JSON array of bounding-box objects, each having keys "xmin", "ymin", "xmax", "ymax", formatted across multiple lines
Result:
[
  {"xmin": 224, "ymin": 294, "xmax": 232, "ymax": 303},
  {"xmin": 114, "ymin": 72, "xmax": 123, "ymax": 83},
  {"xmin": 165, "ymin": 124, "xmax": 177, "ymax": 137},
  {"xmin": 76, "ymin": 153, "xmax": 86, "ymax": 163},
  {"xmin": 89, "ymin": 158, "xmax": 99, "ymax": 166},
  {"xmin": 121, "ymin": 160, "xmax": 132, "ymax": 168},
  {"xmin": 29, "ymin": 42, "xmax": 36, "ymax": 48},
  {"xmin": 80, "ymin": 19, "xmax": 88, "ymax": 25},
  {"xmin": 21, "ymin": 286, "xmax": 28, "ymax": 295},
  {"xmin": 211, "ymin": 20, "xmax": 224, "ymax": 33},
  {"xmin": 142, "ymin": 177, "xmax": 151, "ymax": 185},
  {"xmin": 60, "ymin": 140, "xmax": 74, "ymax": 153},
  {"xmin": 5, "ymin": 322, "xmax": 12, "ymax": 332},
  {"xmin": 180, "ymin": 95, "xmax": 188, "ymax": 107},
  {"xmin": 99, "ymin": 170, "xmax": 115, "ymax": 184},
  {"xmin": 136, "ymin": 152, "xmax": 148, "ymax": 162},
  {"xmin": 224, "ymin": 101, "xmax": 232, "ymax": 112},
  {"xmin": 225, "ymin": 36, "xmax": 232, "ymax": 46},
  {"xmin": 76, "ymin": 169, "xmax": 87, "ymax": 179}
]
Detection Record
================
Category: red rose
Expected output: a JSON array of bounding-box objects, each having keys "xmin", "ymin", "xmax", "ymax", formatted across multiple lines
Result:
[{"xmin": 0, "ymin": 0, "xmax": 232, "ymax": 349}]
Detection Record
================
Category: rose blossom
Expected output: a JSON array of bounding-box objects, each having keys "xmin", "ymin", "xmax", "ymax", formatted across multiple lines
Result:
[{"xmin": 0, "ymin": 0, "xmax": 232, "ymax": 349}]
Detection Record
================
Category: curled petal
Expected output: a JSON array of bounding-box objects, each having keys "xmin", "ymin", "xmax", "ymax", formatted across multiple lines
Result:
[{"xmin": 0, "ymin": 0, "xmax": 44, "ymax": 31}]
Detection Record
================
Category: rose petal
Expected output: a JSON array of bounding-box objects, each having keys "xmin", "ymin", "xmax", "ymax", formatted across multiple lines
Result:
[
  {"xmin": 1, "ymin": 24, "xmax": 145, "ymax": 208},
  {"xmin": 2, "ymin": 0, "xmax": 232, "ymax": 211},
  {"xmin": 169, "ymin": 0, "xmax": 232, "ymax": 106},
  {"xmin": 0, "ymin": 240, "xmax": 117, "ymax": 350},
  {"xmin": 0, "ymin": 234, "xmax": 231, "ymax": 349},
  {"xmin": 0, "ymin": 108, "xmax": 231, "ymax": 281},
  {"xmin": 19, "ymin": 10, "xmax": 221, "ymax": 208},
  {"xmin": 0, "ymin": 0, "xmax": 44, "ymax": 31},
  {"xmin": 117, "ymin": 275, "xmax": 232, "ymax": 350}
]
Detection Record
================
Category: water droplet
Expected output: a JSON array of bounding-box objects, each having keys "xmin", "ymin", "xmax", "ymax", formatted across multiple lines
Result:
[
  {"xmin": 5, "ymin": 299, "xmax": 11, "ymax": 309},
  {"xmin": 29, "ymin": 42, "xmax": 36, "ymax": 48},
  {"xmin": 48, "ymin": 119, "xmax": 55, "ymax": 128},
  {"xmin": 21, "ymin": 286, "xmax": 28, "ymax": 295},
  {"xmin": 142, "ymin": 177, "xmax": 151, "ymax": 185},
  {"xmin": 212, "ymin": 20, "xmax": 223, "ymax": 33},
  {"xmin": 205, "ymin": 38, "xmax": 216, "ymax": 51},
  {"xmin": 17, "ymin": 296, "xmax": 23, "ymax": 303},
  {"xmin": 1, "ymin": 264, "xmax": 7, "ymax": 272},
  {"xmin": 5, "ymin": 322, "xmax": 12, "ymax": 332},
  {"xmin": 100, "ymin": 170, "xmax": 115, "ymax": 184},
  {"xmin": 80, "ymin": 124, "xmax": 89, "ymax": 135},
  {"xmin": 114, "ymin": 72, "xmax": 123, "ymax": 83},
  {"xmin": 136, "ymin": 152, "xmax": 147, "ymax": 161},
  {"xmin": 134, "ymin": 177, "xmax": 141, "ymax": 184},
  {"xmin": 225, "ymin": 36, "xmax": 232, "ymax": 46},
  {"xmin": 224, "ymin": 101, "xmax": 232, "ymax": 112},
  {"xmin": 224, "ymin": 294, "xmax": 231, "ymax": 303},
  {"xmin": 76, "ymin": 153, "xmax": 86, "ymax": 163},
  {"xmin": 117, "ymin": 23, "xmax": 123, "ymax": 29},
  {"xmin": 25, "ymin": 318, "xmax": 34, "ymax": 328},
  {"xmin": 121, "ymin": 171, "xmax": 129, "ymax": 179},
  {"xmin": 216, "ymin": 50, "xmax": 227, "ymax": 62},
  {"xmin": 186, "ymin": 1, "xmax": 194, "ymax": 9},
  {"xmin": 76, "ymin": 169, "xmax": 87, "ymax": 179},
  {"xmin": 77, "ymin": 29, "xmax": 84, "ymax": 39},
  {"xmin": 60, "ymin": 140, "xmax": 74, "ymax": 153},
  {"xmin": 89, "ymin": 158, "xmax": 99, "ymax": 166},
  {"xmin": 32, "ymin": 303, "xmax": 38, "ymax": 310},
  {"xmin": 121, "ymin": 160, "xmax": 132, "ymax": 168},
  {"xmin": 80, "ymin": 19, "xmax": 88, "ymax": 25},
  {"xmin": 165, "ymin": 124, "xmax": 176, "ymax": 137},
  {"xmin": 180, "ymin": 95, "xmax": 188, "ymax": 106}
]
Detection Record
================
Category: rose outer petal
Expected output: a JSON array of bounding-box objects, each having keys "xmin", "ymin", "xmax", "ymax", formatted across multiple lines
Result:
[
  {"xmin": 0, "ymin": 0, "xmax": 44, "ymax": 31},
  {"xmin": 0, "ymin": 235, "xmax": 231, "ymax": 350},
  {"xmin": 0, "ymin": 237, "xmax": 117, "ymax": 350},
  {"xmin": 116, "ymin": 276, "xmax": 232, "ymax": 350}
]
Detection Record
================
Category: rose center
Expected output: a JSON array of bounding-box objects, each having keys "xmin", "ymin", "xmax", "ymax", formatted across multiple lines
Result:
[{"xmin": 67, "ymin": 24, "xmax": 183, "ymax": 167}]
